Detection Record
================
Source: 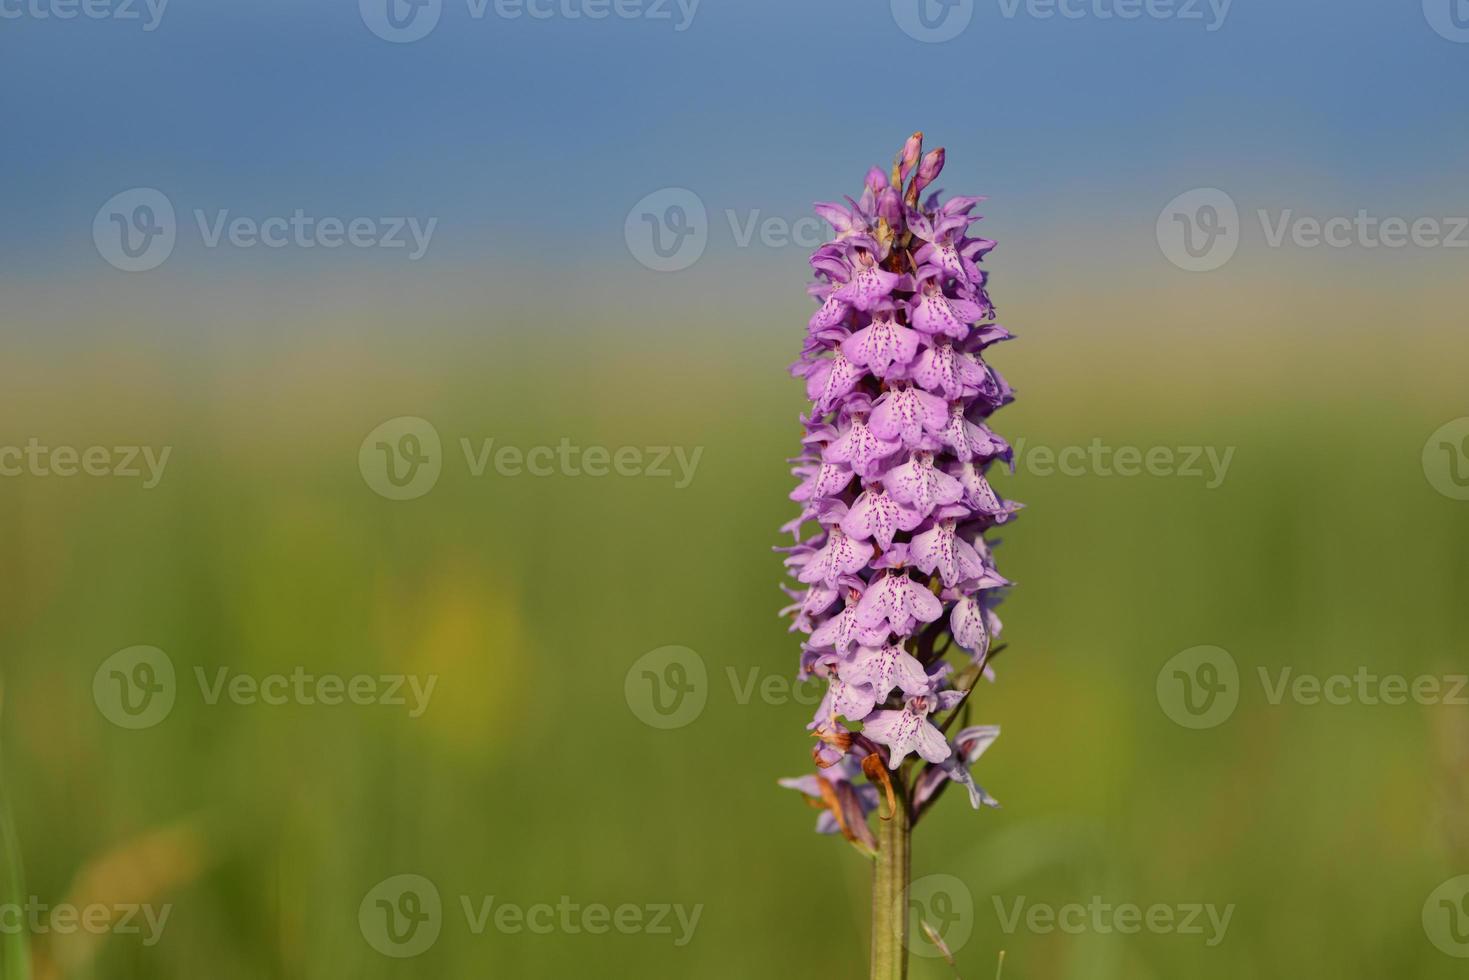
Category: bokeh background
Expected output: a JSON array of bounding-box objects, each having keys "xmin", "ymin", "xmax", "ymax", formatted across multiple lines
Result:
[{"xmin": 3, "ymin": 0, "xmax": 1469, "ymax": 976}]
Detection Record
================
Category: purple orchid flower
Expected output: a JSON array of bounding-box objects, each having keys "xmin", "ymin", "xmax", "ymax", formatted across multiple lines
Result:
[
  {"xmin": 775, "ymin": 136, "xmax": 1022, "ymax": 977},
  {"xmin": 913, "ymin": 725, "xmax": 1002, "ymax": 813},
  {"xmin": 910, "ymin": 266, "xmax": 987, "ymax": 340},
  {"xmin": 833, "ymin": 250, "xmax": 904, "ymax": 313},
  {"xmin": 840, "ymin": 305, "xmax": 920, "ymax": 380},
  {"xmin": 862, "ymin": 687, "xmax": 965, "ymax": 769},
  {"xmin": 841, "ymin": 484, "xmax": 924, "ymax": 551},
  {"xmin": 882, "ymin": 450, "xmax": 963, "ymax": 519}
]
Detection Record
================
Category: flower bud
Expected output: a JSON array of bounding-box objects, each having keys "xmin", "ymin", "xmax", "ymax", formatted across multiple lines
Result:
[
  {"xmin": 898, "ymin": 131, "xmax": 924, "ymax": 183},
  {"xmin": 914, "ymin": 147, "xmax": 945, "ymax": 194},
  {"xmin": 876, "ymin": 187, "xmax": 904, "ymax": 227}
]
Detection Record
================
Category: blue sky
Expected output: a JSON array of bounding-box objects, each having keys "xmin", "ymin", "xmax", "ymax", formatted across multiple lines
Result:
[{"xmin": 3, "ymin": 0, "xmax": 1466, "ymax": 280}]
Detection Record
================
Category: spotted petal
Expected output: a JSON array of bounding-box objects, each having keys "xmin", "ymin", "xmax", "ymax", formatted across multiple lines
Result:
[
  {"xmin": 841, "ymin": 315, "xmax": 921, "ymax": 379},
  {"xmin": 870, "ymin": 386, "xmax": 948, "ymax": 448},
  {"xmin": 841, "ymin": 486, "xmax": 924, "ymax": 549},
  {"xmin": 844, "ymin": 643, "xmax": 929, "ymax": 701},
  {"xmin": 882, "ymin": 452, "xmax": 964, "ymax": 519}
]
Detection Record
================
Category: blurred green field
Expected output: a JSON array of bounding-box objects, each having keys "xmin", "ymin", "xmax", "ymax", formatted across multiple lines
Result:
[{"xmin": 1, "ymin": 274, "xmax": 1467, "ymax": 978}]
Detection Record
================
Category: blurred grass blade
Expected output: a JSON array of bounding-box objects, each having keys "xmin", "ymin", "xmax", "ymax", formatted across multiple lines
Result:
[
  {"xmin": 919, "ymin": 918, "xmax": 963, "ymax": 978},
  {"xmin": 0, "ymin": 681, "xmax": 31, "ymax": 980}
]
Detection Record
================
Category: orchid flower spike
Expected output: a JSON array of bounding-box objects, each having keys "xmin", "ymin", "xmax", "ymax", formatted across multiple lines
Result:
[{"xmin": 780, "ymin": 135, "xmax": 1018, "ymax": 851}]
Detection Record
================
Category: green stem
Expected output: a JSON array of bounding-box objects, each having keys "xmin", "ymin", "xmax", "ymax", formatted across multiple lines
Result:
[{"xmin": 870, "ymin": 782, "xmax": 911, "ymax": 980}]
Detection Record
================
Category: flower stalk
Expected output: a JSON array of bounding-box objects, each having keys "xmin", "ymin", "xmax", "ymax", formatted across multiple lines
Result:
[{"xmin": 870, "ymin": 775, "xmax": 911, "ymax": 980}]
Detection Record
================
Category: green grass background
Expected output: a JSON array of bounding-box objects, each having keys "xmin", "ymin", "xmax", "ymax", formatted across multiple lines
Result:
[{"xmin": 1, "ymin": 259, "xmax": 1467, "ymax": 978}]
